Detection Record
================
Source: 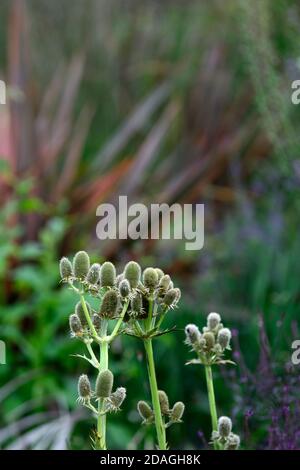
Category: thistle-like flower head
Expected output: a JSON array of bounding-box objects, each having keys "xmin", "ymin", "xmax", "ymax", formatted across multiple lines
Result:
[
  {"xmin": 78, "ymin": 374, "xmax": 92, "ymax": 403},
  {"xmin": 73, "ymin": 251, "xmax": 90, "ymax": 279},
  {"xmin": 59, "ymin": 257, "xmax": 73, "ymax": 280},
  {"xmin": 100, "ymin": 262, "xmax": 116, "ymax": 287},
  {"xmin": 124, "ymin": 261, "xmax": 141, "ymax": 288},
  {"xmin": 87, "ymin": 263, "xmax": 101, "ymax": 284},
  {"xmin": 96, "ymin": 369, "xmax": 114, "ymax": 398}
]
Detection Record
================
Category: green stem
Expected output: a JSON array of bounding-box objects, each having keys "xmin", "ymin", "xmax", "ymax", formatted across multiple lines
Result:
[
  {"xmin": 79, "ymin": 294, "xmax": 100, "ymax": 342},
  {"xmin": 155, "ymin": 307, "xmax": 168, "ymax": 330},
  {"xmin": 85, "ymin": 342, "xmax": 100, "ymax": 368},
  {"xmin": 97, "ymin": 320, "xmax": 108, "ymax": 450},
  {"xmin": 144, "ymin": 338, "xmax": 167, "ymax": 450},
  {"xmin": 108, "ymin": 299, "xmax": 129, "ymax": 343},
  {"xmin": 204, "ymin": 365, "xmax": 218, "ymax": 450}
]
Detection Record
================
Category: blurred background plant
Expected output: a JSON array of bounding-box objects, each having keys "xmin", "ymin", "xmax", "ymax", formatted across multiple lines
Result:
[{"xmin": 0, "ymin": 0, "xmax": 300, "ymax": 449}]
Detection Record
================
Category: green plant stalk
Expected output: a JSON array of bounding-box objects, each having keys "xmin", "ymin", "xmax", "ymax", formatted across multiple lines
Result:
[
  {"xmin": 79, "ymin": 293, "xmax": 100, "ymax": 341},
  {"xmin": 144, "ymin": 338, "xmax": 167, "ymax": 450},
  {"xmin": 79, "ymin": 295, "xmax": 129, "ymax": 449},
  {"xmin": 97, "ymin": 320, "xmax": 108, "ymax": 450},
  {"xmin": 108, "ymin": 299, "xmax": 130, "ymax": 342},
  {"xmin": 204, "ymin": 364, "xmax": 218, "ymax": 450}
]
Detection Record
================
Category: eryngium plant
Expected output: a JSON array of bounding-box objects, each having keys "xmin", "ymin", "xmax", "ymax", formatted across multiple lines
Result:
[
  {"xmin": 122, "ymin": 263, "xmax": 183, "ymax": 450},
  {"xmin": 185, "ymin": 312, "xmax": 238, "ymax": 450},
  {"xmin": 60, "ymin": 254, "xmax": 182, "ymax": 450},
  {"xmin": 59, "ymin": 252, "xmax": 130, "ymax": 450}
]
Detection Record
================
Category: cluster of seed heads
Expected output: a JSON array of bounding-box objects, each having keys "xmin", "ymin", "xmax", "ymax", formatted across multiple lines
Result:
[
  {"xmin": 185, "ymin": 312, "xmax": 232, "ymax": 366},
  {"xmin": 211, "ymin": 416, "xmax": 240, "ymax": 450},
  {"xmin": 137, "ymin": 390, "xmax": 185, "ymax": 428},
  {"xmin": 61, "ymin": 252, "xmax": 241, "ymax": 450},
  {"xmin": 59, "ymin": 251, "xmax": 182, "ymax": 434},
  {"xmin": 78, "ymin": 370, "xmax": 126, "ymax": 413},
  {"xmin": 60, "ymin": 253, "xmax": 181, "ymax": 340}
]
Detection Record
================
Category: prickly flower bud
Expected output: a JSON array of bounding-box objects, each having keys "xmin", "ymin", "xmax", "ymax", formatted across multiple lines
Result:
[
  {"xmin": 73, "ymin": 251, "xmax": 90, "ymax": 279},
  {"xmin": 131, "ymin": 292, "xmax": 143, "ymax": 316},
  {"xmin": 69, "ymin": 313, "xmax": 83, "ymax": 336},
  {"xmin": 207, "ymin": 312, "xmax": 221, "ymax": 330},
  {"xmin": 59, "ymin": 257, "xmax": 73, "ymax": 279},
  {"xmin": 92, "ymin": 313, "xmax": 101, "ymax": 330},
  {"xmin": 203, "ymin": 331, "xmax": 215, "ymax": 350},
  {"xmin": 96, "ymin": 369, "xmax": 114, "ymax": 398},
  {"xmin": 158, "ymin": 274, "xmax": 171, "ymax": 292},
  {"xmin": 119, "ymin": 279, "xmax": 130, "ymax": 298},
  {"xmin": 163, "ymin": 288, "xmax": 178, "ymax": 307},
  {"xmin": 78, "ymin": 374, "xmax": 91, "ymax": 400},
  {"xmin": 87, "ymin": 263, "xmax": 101, "ymax": 284},
  {"xmin": 158, "ymin": 390, "xmax": 169, "ymax": 415},
  {"xmin": 170, "ymin": 402, "xmax": 185, "ymax": 422},
  {"xmin": 225, "ymin": 433, "xmax": 240, "ymax": 450},
  {"xmin": 100, "ymin": 262, "xmax": 116, "ymax": 287},
  {"xmin": 75, "ymin": 301, "xmax": 91, "ymax": 327},
  {"xmin": 185, "ymin": 324, "xmax": 201, "ymax": 346},
  {"xmin": 143, "ymin": 267, "xmax": 159, "ymax": 292},
  {"xmin": 100, "ymin": 290, "xmax": 118, "ymax": 319},
  {"xmin": 155, "ymin": 268, "xmax": 164, "ymax": 281},
  {"xmin": 124, "ymin": 261, "xmax": 141, "ymax": 288},
  {"xmin": 137, "ymin": 401, "xmax": 153, "ymax": 421},
  {"xmin": 217, "ymin": 328, "xmax": 231, "ymax": 350},
  {"xmin": 218, "ymin": 416, "xmax": 232, "ymax": 438},
  {"xmin": 109, "ymin": 387, "xmax": 126, "ymax": 408}
]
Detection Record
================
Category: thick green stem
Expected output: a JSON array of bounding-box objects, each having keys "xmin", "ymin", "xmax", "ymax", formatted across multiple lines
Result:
[
  {"xmin": 205, "ymin": 365, "xmax": 218, "ymax": 450},
  {"xmin": 97, "ymin": 321, "xmax": 108, "ymax": 450},
  {"xmin": 144, "ymin": 338, "xmax": 167, "ymax": 450}
]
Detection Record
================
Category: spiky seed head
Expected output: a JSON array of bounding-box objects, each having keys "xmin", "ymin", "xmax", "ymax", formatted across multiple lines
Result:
[
  {"xmin": 218, "ymin": 416, "xmax": 232, "ymax": 438},
  {"xmin": 185, "ymin": 324, "xmax": 201, "ymax": 345},
  {"xmin": 69, "ymin": 314, "xmax": 83, "ymax": 335},
  {"xmin": 75, "ymin": 301, "xmax": 91, "ymax": 327},
  {"xmin": 163, "ymin": 288, "xmax": 178, "ymax": 306},
  {"xmin": 119, "ymin": 279, "xmax": 130, "ymax": 298},
  {"xmin": 171, "ymin": 401, "xmax": 185, "ymax": 421},
  {"xmin": 226, "ymin": 433, "xmax": 240, "ymax": 450},
  {"xmin": 96, "ymin": 369, "xmax": 114, "ymax": 398},
  {"xmin": 158, "ymin": 274, "xmax": 171, "ymax": 291},
  {"xmin": 203, "ymin": 331, "xmax": 215, "ymax": 350},
  {"xmin": 155, "ymin": 268, "xmax": 164, "ymax": 281},
  {"xmin": 158, "ymin": 390, "xmax": 170, "ymax": 415},
  {"xmin": 109, "ymin": 387, "xmax": 126, "ymax": 408},
  {"xmin": 73, "ymin": 251, "xmax": 90, "ymax": 279},
  {"xmin": 87, "ymin": 263, "xmax": 101, "ymax": 284},
  {"xmin": 124, "ymin": 261, "xmax": 141, "ymax": 288},
  {"xmin": 137, "ymin": 401, "xmax": 153, "ymax": 420},
  {"xmin": 59, "ymin": 257, "xmax": 73, "ymax": 279},
  {"xmin": 131, "ymin": 292, "xmax": 143, "ymax": 316},
  {"xmin": 217, "ymin": 328, "xmax": 232, "ymax": 350},
  {"xmin": 78, "ymin": 374, "xmax": 91, "ymax": 399},
  {"xmin": 100, "ymin": 290, "xmax": 118, "ymax": 319},
  {"xmin": 143, "ymin": 267, "xmax": 159, "ymax": 291},
  {"xmin": 207, "ymin": 312, "xmax": 221, "ymax": 330},
  {"xmin": 92, "ymin": 313, "xmax": 101, "ymax": 330},
  {"xmin": 100, "ymin": 262, "xmax": 116, "ymax": 287}
]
